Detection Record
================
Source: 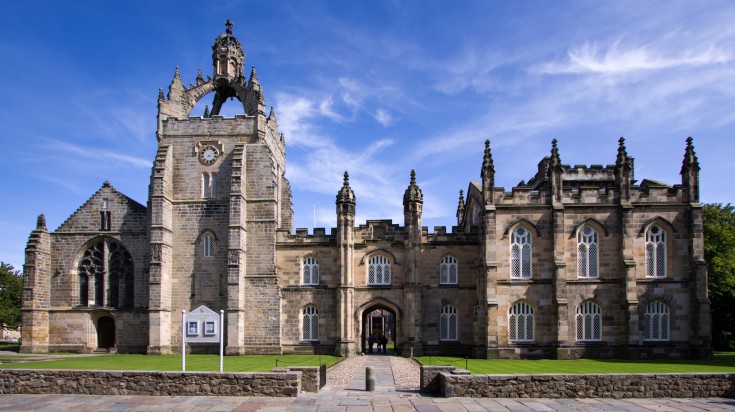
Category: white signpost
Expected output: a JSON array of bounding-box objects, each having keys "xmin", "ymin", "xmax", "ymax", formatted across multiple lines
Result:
[{"xmin": 182, "ymin": 305, "xmax": 224, "ymax": 372}]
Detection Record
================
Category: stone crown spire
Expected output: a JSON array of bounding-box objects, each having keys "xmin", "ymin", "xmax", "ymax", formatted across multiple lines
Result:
[
  {"xmin": 212, "ymin": 19, "xmax": 245, "ymax": 82},
  {"xmin": 403, "ymin": 170, "xmax": 423, "ymax": 204},
  {"xmin": 336, "ymin": 171, "xmax": 356, "ymax": 205}
]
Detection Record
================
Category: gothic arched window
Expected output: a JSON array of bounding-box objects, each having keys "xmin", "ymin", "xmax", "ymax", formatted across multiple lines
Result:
[
  {"xmin": 577, "ymin": 226, "xmax": 599, "ymax": 278},
  {"xmin": 646, "ymin": 224, "xmax": 667, "ymax": 278},
  {"xmin": 440, "ymin": 305, "xmax": 458, "ymax": 341},
  {"xmin": 511, "ymin": 227, "xmax": 532, "ymax": 279},
  {"xmin": 509, "ymin": 301, "xmax": 534, "ymax": 342},
  {"xmin": 77, "ymin": 238, "xmax": 134, "ymax": 309},
  {"xmin": 440, "ymin": 256, "xmax": 458, "ymax": 285},
  {"xmin": 302, "ymin": 256, "xmax": 319, "ymax": 285},
  {"xmin": 368, "ymin": 255, "xmax": 391, "ymax": 285},
  {"xmin": 576, "ymin": 300, "xmax": 602, "ymax": 341},
  {"xmin": 302, "ymin": 306, "xmax": 319, "ymax": 341}
]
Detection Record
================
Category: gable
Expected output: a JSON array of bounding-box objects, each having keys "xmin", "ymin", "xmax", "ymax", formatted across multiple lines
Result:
[{"xmin": 55, "ymin": 181, "xmax": 147, "ymax": 233}]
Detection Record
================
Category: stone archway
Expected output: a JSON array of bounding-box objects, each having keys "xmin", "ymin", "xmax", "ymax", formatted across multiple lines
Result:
[{"xmin": 356, "ymin": 299, "xmax": 401, "ymax": 354}]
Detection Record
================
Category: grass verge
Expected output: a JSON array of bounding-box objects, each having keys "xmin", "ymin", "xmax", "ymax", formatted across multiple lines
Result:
[
  {"xmin": 417, "ymin": 352, "xmax": 735, "ymax": 374},
  {"xmin": 0, "ymin": 354, "xmax": 340, "ymax": 372}
]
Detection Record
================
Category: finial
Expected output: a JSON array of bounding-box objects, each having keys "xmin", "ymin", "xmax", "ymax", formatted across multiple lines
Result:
[
  {"xmin": 158, "ymin": 88, "xmax": 164, "ymax": 100},
  {"xmin": 337, "ymin": 171, "xmax": 356, "ymax": 205},
  {"xmin": 616, "ymin": 136, "xmax": 629, "ymax": 166},
  {"xmin": 681, "ymin": 136, "xmax": 700, "ymax": 174},
  {"xmin": 403, "ymin": 169, "xmax": 423, "ymax": 204},
  {"xmin": 550, "ymin": 138, "xmax": 561, "ymax": 167},
  {"xmin": 225, "ymin": 19, "xmax": 234, "ymax": 35},
  {"xmin": 36, "ymin": 214, "xmax": 47, "ymax": 230},
  {"xmin": 174, "ymin": 66, "xmax": 181, "ymax": 79},
  {"xmin": 203, "ymin": 105, "xmax": 210, "ymax": 117},
  {"xmin": 196, "ymin": 68, "xmax": 204, "ymax": 85},
  {"xmin": 482, "ymin": 139, "xmax": 494, "ymax": 170},
  {"xmin": 458, "ymin": 190, "xmax": 465, "ymax": 207},
  {"xmin": 268, "ymin": 106, "xmax": 276, "ymax": 121},
  {"xmin": 103, "ymin": 180, "xmax": 111, "ymax": 188}
]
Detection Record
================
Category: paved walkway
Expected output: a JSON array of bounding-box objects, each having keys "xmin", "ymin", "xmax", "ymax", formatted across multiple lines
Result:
[{"xmin": 2, "ymin": 355, "xmax": 735, "ymax": 410}]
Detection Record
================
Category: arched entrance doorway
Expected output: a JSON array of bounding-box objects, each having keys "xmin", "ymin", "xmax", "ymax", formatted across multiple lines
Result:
[
  {"xmin": 357, "ymin": 300, "xmax": 400, "ymax": 354},
  {"xmin": 96, "ymin": 316, "xmax": 115, "ymax": 349}
]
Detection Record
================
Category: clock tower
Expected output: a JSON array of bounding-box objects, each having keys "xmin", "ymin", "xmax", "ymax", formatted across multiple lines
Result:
[{"xmin": 147, "ymin": 21, "xmax": 292, "ymax": 355}]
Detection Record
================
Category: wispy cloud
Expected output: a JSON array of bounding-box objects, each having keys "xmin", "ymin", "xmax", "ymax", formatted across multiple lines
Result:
[
  {"xmin": 39, "ymin": 138, "xmax": 151, "ymax": 169},
  {"xmin": 538, "ymin": 41, "xmax": 731, "ymax": 75},
  {"xmin": 373, "ymin": 108, "xmax": 395, "ymax": 127}
]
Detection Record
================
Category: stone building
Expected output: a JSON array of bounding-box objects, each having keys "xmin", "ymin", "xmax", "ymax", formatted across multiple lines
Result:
[{"xmin": 21, "ymin": 22, "xmax": 711, "ymax": 359}]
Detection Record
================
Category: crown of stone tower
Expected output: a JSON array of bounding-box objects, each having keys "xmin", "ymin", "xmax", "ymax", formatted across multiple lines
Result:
[{"xmin": 212, "ymin": 19, "xmax": 245, "ymax": 85}]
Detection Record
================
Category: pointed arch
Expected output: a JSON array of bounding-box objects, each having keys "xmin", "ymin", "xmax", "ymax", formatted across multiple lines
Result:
[
  {"xmin": 569, "ymin": 218, "xmax": 609, "ymax": 238},
  {"xmin": 359, "ymin": 248, "xmax": 399, "ymax": 265},
  {"xmin": 502, "ymin": 218, "xmax": 541, "ymax": 238},
  {"xmin": 638, "ymin": 217, "xmax": 677, "ymax": 237}
]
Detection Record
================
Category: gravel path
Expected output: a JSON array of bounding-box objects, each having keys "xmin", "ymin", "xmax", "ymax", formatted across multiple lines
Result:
[
  {"xmin": 325, "ymin": 355, "xmax": 367, "ymax": 387},
  {"xmin": 326, "ymin": 354, "xmax": 420, "ymax": 390},
  {"xmin": 389, "ymin": 355, "xmax": 420, "ymax": 390}
]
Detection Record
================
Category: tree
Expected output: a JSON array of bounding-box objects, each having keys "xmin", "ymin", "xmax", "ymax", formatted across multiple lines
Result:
[
  {"xmin": 0, "ymin": 262, "xmax": 23, "ymax": 331},
  {"xmin": 703, "ymin": 204, "xmax": 735, "ymax": 349}
]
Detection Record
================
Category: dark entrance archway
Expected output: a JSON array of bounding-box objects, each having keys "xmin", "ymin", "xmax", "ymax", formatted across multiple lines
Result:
[
  {"xmin": 359, "ymin": 301, "xmax": 399, "ymax": 354},
  {"xmin": 96, "ymin": 316, "xmax": 115, "ymax": 349}
]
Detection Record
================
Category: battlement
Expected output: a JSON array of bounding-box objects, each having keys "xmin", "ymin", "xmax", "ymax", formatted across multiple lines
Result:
[
  {"xmin": 278, "ymin": 220, "xmax": 479, "ymax": 244},
  {"xmin": 161, "ymin": 115, "xmax": 257, "ymax": 136}
]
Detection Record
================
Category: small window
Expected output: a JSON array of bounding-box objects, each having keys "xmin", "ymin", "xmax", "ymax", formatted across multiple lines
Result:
[
  {"xmin": 644, "ymin": 301, "xmax": 670, "ymax": 341},
  {"xmin": 202, "ymin": 172, "xmax": 217, "ymax": 199},
  {"xmin": 509, "ymin": 301, "xmax": 534, "ymax": 342},
  {"xmin": 203, "ymin": 235, "xmax": 214, "ymax": 257},
  {"xmin": 440, "ymin": 256, "xmax": 458, "ymax": 285},
  {"xmin": 368, "ymin": 255, "xmax": 391, "ymax": 285},
  {"xmin": 511, "ymin": 227, "xmax": 532, "ymax": 279},
  {"xmin": 302, "ymin": 306, "xmax": 319, "ymax": 341},
  {"xmin": 302, "ymin": 257, "xmax": 319, "ymax": 285},
  {"xmin": 576, "ymin": 301, "xmax": 602, "ymax": 341},
  {"xmin": 577, "ymin": 226, "xmax": 599, "ymax": 278},
  {"xmin": 646, "ymin": 224, "xmax": 667, "ymax": 278},
  {"xmin": 440, "ymin": 305, "xmax": 458, "ymax": 341}
]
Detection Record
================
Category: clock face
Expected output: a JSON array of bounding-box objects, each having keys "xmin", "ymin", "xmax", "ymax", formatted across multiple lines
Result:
[{"xmin": 199, "ymin": 145, "xmax": 219, "ymax": 165}]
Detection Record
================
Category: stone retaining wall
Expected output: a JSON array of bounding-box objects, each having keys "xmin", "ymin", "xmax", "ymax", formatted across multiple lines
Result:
[
  {"xmin": 422, "ymin": 366, "xmax": 735, "ymax": 398},
  {"xmin": 0, "ymin": 369, "xmax": 301, "ymax": 397},
  {"xmin": 271, "ymin": 365, "xmax": 326, "ymax": 392}
]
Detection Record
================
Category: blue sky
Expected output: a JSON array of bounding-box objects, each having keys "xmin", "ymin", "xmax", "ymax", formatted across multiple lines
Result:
[{"xmin": 1, "ymin": 1, "xmax": 734, "ymax": 270}]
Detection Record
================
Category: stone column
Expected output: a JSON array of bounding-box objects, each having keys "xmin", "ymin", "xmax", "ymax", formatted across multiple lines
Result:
[
  {"xmin": 402, "ymin": 170, "xmax": 424, "ymax": 356},
  {"xmin": 148, "ymin": 146, "xmax": 173, "ymax": 354},
  {"xmin": 336, "ymin": 172, "xmax": 356, "ymax": 356}
]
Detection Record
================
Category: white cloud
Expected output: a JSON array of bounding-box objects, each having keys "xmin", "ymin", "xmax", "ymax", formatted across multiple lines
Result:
[
  {"xmin": 374, "ymin": 108, "xmax": 394, "ymax": 127},
  {"xmin": 39, "ymin": 138, "xmax": 151, "ymax": 169},
  {"xmin": 538, "ymin": 41, "xmax": 731, "ymax": 75}
]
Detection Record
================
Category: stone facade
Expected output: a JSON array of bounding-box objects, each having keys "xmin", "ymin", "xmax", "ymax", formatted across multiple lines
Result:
[{"xmin": 21, "ymin": 22, "xmax": 711, "ymax": 360}]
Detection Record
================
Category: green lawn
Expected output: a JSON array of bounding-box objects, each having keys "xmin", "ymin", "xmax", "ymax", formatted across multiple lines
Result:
[
  {"xmin": 418, "ymin": 352, "xmax": 735, "ymax": 374},
  {"xmin": 0, "ymin": 354, "xmax": 340, "ymax": 372}
]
